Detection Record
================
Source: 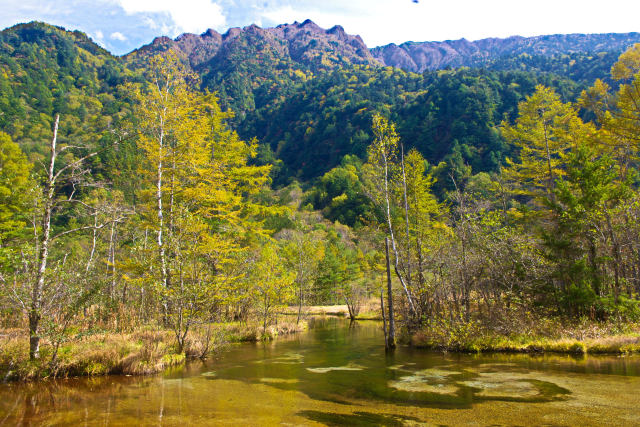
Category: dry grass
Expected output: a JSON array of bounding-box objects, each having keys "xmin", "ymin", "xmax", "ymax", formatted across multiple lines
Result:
[
  {"xmin": 0, "ymin": 320, "xmax": 309, "ymax": 382},
  {"xmin": 214, "ymin": 320, "xmax": 308, "ymax": 342},
  {"xmin": 0, "ymin": 329, "xmax": 185, "ymax": 380},
  {"xmin": 357, "ymin": 299, "xmax": 383, "ymax": 320},
  {"xmin": 281, "ymin": 300, "xmax": 382, "ymax": 320},
  {"xmin": 282, "ymin": 305, "xmax": 351, "ymax": 316},
  {"xmin": 582, "ymin": 335, "xmax": 640, "ymax": 354}
]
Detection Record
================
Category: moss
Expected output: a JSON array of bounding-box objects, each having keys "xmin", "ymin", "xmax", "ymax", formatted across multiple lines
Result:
[
  {"xmin": 84, "ymin": 362, "xmax": 107, "ymax": 376},
  {"xmin": 161, "ymin": 353, "xmax": 185, "ymax": 366},
  {"xmin": 557, "ymin": 342, "xmax": 583, "ymax": 354},
  {"xmin": 620, "ymin": 343, "xmax": 640, "ymax": 354}
]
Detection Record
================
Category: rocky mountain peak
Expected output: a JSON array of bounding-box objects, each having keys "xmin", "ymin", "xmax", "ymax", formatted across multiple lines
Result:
[
  {"xmin": 128, "ymin": 20, "xmax": 379, "ymax": 70},
  {"xmin": 223, "ymin": 27, "xmax": 243, "ymax": 40}
]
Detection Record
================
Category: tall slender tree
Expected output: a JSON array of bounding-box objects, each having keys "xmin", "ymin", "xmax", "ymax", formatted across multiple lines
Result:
[{"xmin": 502, "ymin": 85, "xmax": 596, "ymax": 207}]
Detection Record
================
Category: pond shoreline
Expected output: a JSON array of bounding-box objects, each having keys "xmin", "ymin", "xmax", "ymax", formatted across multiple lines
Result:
[
  {"xmin": 2, "ymin": 317, "xmax": 640, "ymax": 426},
  {"xmin": 280, "ymin": 303, "xmax": 382, "ymax": 320},
  {"xmin": 3, "ymin": 310, "xmax": 640, "ymax": 383},
  {"xmin": 287, "ymin": 305, "xmax": 640, "ymax": 356},
  {"xmin": 409, "ymin": 337, "xmax": 640, "ymax": 355}
]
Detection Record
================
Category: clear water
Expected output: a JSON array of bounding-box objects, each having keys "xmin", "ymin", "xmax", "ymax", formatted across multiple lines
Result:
[{"xmin": 1, "ymin": 317, "xmax": 639, "ymax": 426}]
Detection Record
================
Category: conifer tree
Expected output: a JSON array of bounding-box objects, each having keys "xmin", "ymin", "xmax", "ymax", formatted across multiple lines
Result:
[{"xmin": 502, "ymin": 85, "xmax": 595, "ymax": 207}]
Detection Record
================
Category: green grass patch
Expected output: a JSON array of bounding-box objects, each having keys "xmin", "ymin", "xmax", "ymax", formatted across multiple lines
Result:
[{"xmin": 411, "ymin": 326, "xmax": 640, "ymax": 355}]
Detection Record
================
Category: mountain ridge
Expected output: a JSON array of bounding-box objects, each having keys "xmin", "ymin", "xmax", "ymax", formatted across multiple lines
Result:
[
  {"xmin": 124, "ymin": 20, "xmax": 640, "ymax": 76},
  {"xmin": 371, "ymin": 32, "xmax": 640, "ymax": 72},
  {"xmin": 5, "ymin": 20, "xmax": 640, "ymax": 77}
]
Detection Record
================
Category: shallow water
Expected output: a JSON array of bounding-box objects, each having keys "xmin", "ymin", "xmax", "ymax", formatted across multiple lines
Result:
[{"xmin": 1, "ymin": 317, "xmax": 639, "ymax": 426}]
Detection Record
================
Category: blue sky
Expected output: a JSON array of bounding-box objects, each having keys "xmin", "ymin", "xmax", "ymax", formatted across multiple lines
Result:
[{"xmin": 1, "ymin": 0, "xmax": 638, "ymax": 55}]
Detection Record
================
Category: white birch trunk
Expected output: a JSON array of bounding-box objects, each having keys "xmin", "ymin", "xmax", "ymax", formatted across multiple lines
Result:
[{"xmin": 29, "ymin": 114, "xmax": 59, "ymax": 360}]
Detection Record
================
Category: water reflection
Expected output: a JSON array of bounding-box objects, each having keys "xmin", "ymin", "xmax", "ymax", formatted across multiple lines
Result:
[{"xmin": 1, "ymin": 317, "xmax": 639, "ymax": 426}]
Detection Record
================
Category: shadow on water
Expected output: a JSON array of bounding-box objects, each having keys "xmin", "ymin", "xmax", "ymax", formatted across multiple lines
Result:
[{"xmin": 297, "ymin": 410, "xmax": 422, "ymax": 426}]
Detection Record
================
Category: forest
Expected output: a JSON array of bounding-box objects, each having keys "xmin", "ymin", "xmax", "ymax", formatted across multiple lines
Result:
[{"xmin": 1, "ymin": 22, "xmax": 640, "ymax": 380}]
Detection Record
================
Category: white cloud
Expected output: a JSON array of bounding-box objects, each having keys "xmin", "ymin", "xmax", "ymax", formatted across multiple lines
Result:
[
  {"xmin": 161, "ymin": 23, "xmax": 172, "ymax": 35},
  {"xmin": 110, "ymin": 31, "xmax": 127, "ymax": 41},
  {"xmin": 115, "ymin": 0, "xmax": 226, "ymax": 35},
  {"xmin": 90, "ymin": 29, "xmax": 106, "ymax": 47},
  {"xmin": 143, "ymin": 16, "xmax": 158, "ymax": 29},
  {"xmin": 257, "ymin": 0, "xmax": 640, "ymax": 48},
  {"xmin": 2, "ymin": 0, "xmax": 640, "ymax": 55}
]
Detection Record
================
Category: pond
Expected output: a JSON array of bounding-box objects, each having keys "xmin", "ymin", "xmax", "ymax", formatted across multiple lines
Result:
[{"xmin": 1, "ymin": 317, "xmax": 639, "ymax": 426}]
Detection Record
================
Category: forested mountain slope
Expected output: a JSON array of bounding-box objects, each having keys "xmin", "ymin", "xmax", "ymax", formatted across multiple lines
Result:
[
  {"xmin": 0, "ymin": 22, "xmax": 141, "ymax": 196},
  {"xmin": 0, "ymin": 22, "xmax": 129, "ymax": 150},
  {"xmin": 125, "ymin": 19, "xmax": 376, "ymax": 116},
  {"xmin": 241, "ymin": 66, "xmax": 580, "ymax": 182},
  {"xmin": 0, "ymin": 21, "xmax": 636, "ymax": 184}
]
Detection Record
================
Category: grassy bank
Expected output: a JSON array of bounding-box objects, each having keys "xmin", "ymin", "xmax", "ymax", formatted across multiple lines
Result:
[
  {"xmin": 0, "ymin": 320, "xmax": 306, "ymax": 381},
  {"xmin": 409, "ymin": 319, "xmax": 640, "ymax": 355}
]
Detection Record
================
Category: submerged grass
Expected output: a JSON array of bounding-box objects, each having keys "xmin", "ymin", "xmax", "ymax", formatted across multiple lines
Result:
[{"xmin": 0, "ymin": 320, "xmax": 307, "ymax": 381}]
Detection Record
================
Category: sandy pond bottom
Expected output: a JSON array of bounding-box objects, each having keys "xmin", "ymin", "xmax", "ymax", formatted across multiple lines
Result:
[{"xmin": 1, "ymin": 318, "xmax": 639, "ymax": 426}]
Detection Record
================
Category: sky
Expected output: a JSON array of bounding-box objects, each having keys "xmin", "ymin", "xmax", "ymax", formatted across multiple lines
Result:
[{"xmin": 1, "ymin": 0, "xmax": 639, "ymax": 55}]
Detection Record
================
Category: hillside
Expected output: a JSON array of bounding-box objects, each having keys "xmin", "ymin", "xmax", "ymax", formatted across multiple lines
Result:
[
  {"xmin": 240, "ymin": 66, "xmax": 580, "ymax": 183},
  {"xmin": 125, "ymin": 19, "xmax": 377, "ymax": 115},
  {"xmin": 0, "ymin": 22, "xmax": 128, "ymax": 148}
]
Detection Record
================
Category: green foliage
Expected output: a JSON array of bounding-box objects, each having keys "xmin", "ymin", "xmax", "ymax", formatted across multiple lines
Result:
[
  {"xmin": 251, "ymin": 242, "xmax": 296, "ymax": 331},
  {"xmin": 0, "ymin": 22, "xmax": 128, "ymax": 142},
  {"xmin": 486, "ymin": 51, "xmax": 626, "ymax": 87},
  {"xmin": 501, "ymin": 85, "xmax": 595, "ymax": 204},
  {"xmin": 0, "ymin": 22, "xmax": 138, "ymax": 202},
  {"xmin": 544, "ymin": 142, "xmax": 634, "ymax": 316},
  {"xmin": 313, "ymin": 229, "xmax": 362, "ymax": 305},
  {"xmin": 304, "ymin": 155, "xmax": 378, "ymax": 227},
  {"xmin": 242, "ymin": 66, "xmax": 582, "ymax": 184},
  {"xmin": 0, "ymin": 132, "xmax": 33, "ymax": 257},
  {"xmin": 597, "ymin": 295, "xmax": 640, "ymax": 321}
]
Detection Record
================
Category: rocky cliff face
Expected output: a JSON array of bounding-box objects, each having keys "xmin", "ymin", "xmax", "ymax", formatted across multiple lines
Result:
[
  {"xmin": 128, "ymin": 19, "xmax": 377, "ymax": 71},
  {"xmin": 371, "ymin": 33, "xmax": 640, "ymax": 73}
]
